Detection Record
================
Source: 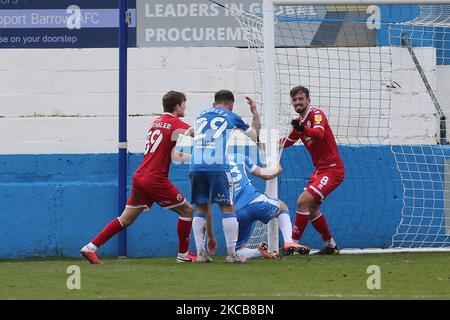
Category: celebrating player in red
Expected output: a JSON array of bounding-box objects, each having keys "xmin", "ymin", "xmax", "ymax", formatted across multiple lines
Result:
[
  {"xmin": 81, "ymin": 91, "xmax": 196, "ymax": 264},
  {"xmin": 281, "ymin": 86, "xmax": 345, "ymax": 255}
]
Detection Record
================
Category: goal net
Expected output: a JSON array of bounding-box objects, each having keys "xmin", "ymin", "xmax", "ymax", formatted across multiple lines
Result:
[{"xmin": 232, "ymin": 1, "xmax": 450, "ymax": 251}]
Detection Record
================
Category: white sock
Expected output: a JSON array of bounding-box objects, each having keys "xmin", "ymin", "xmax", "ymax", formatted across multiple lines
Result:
[
  {"xmin": 87, "ymin": 242, "xmax": 97, "ymax": 252},
  {"xmin": 277, "ymin": 212, "xmax": 293, "ymax": 243},
  {"xmin": 236, "ymin": 248, "xmax": 261, "ymax": 260},
  {"xmin": 222, "ymin": 215, "xmax": 238, "ymax": 256},
  {"xmin": 326, "ymin": 238, "xmax": 337, "ymax": 248},
  {"xmin": 192, "ymin": 215, "xmax": 207, "ymax": 255}
]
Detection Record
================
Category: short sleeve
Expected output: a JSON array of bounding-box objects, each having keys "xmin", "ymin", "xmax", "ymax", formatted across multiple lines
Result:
[
  {"xmin": 244, "ymin": 155, "xmax": 257, "ymax": 173},
  {"xmin": 311, "ymin": 109, "xmax": 328, "ymax": 130},
  {"xmin": 232, "ymin": 113, "xmax": 251, "ymax": 133}
]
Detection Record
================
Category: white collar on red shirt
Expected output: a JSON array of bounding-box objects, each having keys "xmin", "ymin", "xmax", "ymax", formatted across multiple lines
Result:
[{"xmin": 299, "ymin": 105, "xmax": 315, "ymax": 123}]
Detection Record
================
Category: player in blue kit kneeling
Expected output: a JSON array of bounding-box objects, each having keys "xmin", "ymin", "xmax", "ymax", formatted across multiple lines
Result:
[{"xmin": 204, "ymin": 153, "xmax": 310, "ymax": 260}]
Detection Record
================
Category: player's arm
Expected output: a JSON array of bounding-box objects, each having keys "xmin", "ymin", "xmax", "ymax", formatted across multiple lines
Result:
[
  {"xmin": 251, "ymin": 165, "xmax": 283, "ymax": 180},
  {"xmin": 171, "ymin": 148, "xmax": 191, "ymax": 164},
  {"xmin": 172, "ymin": 127, "xmax": 194, "ymax": 140},
  {"xmin": 184, "ymin": 127, "xmax": 194, "ymax": 138},
  {"xmin": 171, "ymin": 118, "xmax": 194, "ymax": 142},
  {"xmin": 280, "ymin": 129, "xmax": 301, "ymax": 148},
  {"xmin": 170, "ymin": 121, "xmax": 194, "ymax": 164},
  {"xmin": 243, "ymin": 155, "xmax": 282, "ymax": 180},
  {"xmin": 291, "ymin": 113, "xmax": 325, "ymax": 139},
  {"xmin": 241, "ymin": 96, "xmax": 261, "ymax": 143}
]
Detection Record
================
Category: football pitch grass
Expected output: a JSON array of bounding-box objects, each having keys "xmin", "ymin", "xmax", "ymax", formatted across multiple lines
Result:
[{"xmin": 1, "ymin": 252, "xmax": 449, "ymax": 300}]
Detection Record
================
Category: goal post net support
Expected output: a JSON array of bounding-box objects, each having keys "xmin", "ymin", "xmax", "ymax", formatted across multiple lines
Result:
[{"xmin": 232, "ymin": 0, "xmax": 450, "ymax": 252}]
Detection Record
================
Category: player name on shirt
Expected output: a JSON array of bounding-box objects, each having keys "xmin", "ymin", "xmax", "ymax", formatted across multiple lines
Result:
[
  {"xmin": 135, "ymin": 113, "xmax": 191, "ymax": 177},
  {"xmin": 198, "ymin": 107, "xmax": 230, "ymax": 117},
  {"xmin": 151, "ymin": 122, "xmax": 172, "ymax": 129}
]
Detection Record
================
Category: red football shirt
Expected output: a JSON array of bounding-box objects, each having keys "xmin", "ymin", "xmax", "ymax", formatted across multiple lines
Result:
[
  {"xmin": 284, "ymin": 106, "xmax": 344, "ymax": 170},
  {"xmin": 135, "ymin": 113, "xmax": 192, "ymax": 177}
]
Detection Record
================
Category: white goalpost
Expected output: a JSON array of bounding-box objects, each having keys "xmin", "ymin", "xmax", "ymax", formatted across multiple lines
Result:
[
  {"xmin": 232, "ymin": 0, "xmax": 450, "ymax": 253},
  {"xmin": 263, "ymin": 0, "xmax": 280, "ymax": 253}
]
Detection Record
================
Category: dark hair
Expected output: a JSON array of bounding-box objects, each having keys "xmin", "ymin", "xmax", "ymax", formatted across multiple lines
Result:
[
  {"xmin": 290, "ymin": 86, "xmax": 310, "ymax": 99},
  {"xmin": 214, "ymin": 90, "xmax": 235, "ymax": 105},
  {"xmin": 162, "ymin": 91, "xmax": 186, "ymax": 113}
]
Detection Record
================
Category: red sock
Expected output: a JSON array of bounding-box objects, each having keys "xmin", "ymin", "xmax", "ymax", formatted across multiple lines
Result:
[
  {"xmin": 311, "ymin": 214, "xmax": 332, "ymax": 241},
  {"xmin": 177, "ymin": 217, "xmax": 193, "ymax": 254},
  {"xmin": 91, "ymin": 218, "xmax": 124, "ymax": 248},
  {"xmin": 292, "ymin": 212, "xmax": 310, "ymax": 241}
]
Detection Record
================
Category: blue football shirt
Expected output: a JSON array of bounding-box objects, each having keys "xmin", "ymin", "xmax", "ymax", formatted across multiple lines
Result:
[
  {"xmin": 228, "ymin": 153, "xmax": 261, "ymax": 212},
  {"xmin": 190, "ymin": 107, "xmax": 251, "ymax": 172}
]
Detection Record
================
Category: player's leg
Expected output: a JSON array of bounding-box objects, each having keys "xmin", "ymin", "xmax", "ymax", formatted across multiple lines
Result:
[
  {"xmin": 291, "ymin": 170, "xmax": 318, "ymax": 244},
  {"xmin": 204, "ymin": 203, "xmax": 217, "ymax": 256},
  {"xmin": 219, "ymin": 203, "xmax": 246, "ymax": 263},
  {"xmin": 293, "ymin": 190, "xmax": 339, "ymax": 254},
  {"xmin": 141, "ymin": 176, "xmax": 195, "ymax": 262},
  {"xmin": 234, "ymin": 208, "xmax": 264, "ymax": 260},
  {"xmin": 237, "ymin": 243, "xmax": 282, "ymax": 260},
  {"xmin": 277, "ymin": 200, "xmax": 296, "ymax": 245},
  {"xmin": 235, "ymin": 215, "xmax": 262, "ymax": 260},
  {"xmin": 170, "ymin": 201, "xmax": 196, "ymax": 263},
  {"xmin": 235, "ymin": 199, "xmax": 282, "ymax": 260},
  {"xmin": 306, "ymin": 168, "xmax": 344, "ymax": 255},
  {"xmin": 276, "ymin": 200, "xmax": 310, "ymax": 255},
  {"xmin": 80, "ymin": 206, "xmax": 145, "ymax": 264},
  {"xmin": 192, "ymin": 203, "xmax": 213, "ymax": 262},
  {"xmin": 211, "ymin": 171, "xmax": 245, "ymax": 263},
  {"xmin": 190, "ymin": 172, "xmax": 213, "ymax": 262},
  {"xmin": 235, "ymin": 224, "xmax": 274, "ymax": 260},
  {"xmin": 81, "ymin": 176, "xmax": 152, "ymax": 264},
  {"xmin": 291, "ymin": 190, "xmax": 315, "ymax": 244},
  {"xmin": 236, "ymin": 246, "xmax": 261, "ymax": 260},
  {"xmin": 309, "ymin": 207, "xmax": 339, "ymax": 255},
  {"xmin": 194, "ymin": 203, "xmax": 216, "ymax": 256}
]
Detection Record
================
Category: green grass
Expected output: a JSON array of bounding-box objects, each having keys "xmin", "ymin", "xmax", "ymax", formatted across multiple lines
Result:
[{"xmin": 0, "ymin": 253, "xmax": 449, "ymax": 300}]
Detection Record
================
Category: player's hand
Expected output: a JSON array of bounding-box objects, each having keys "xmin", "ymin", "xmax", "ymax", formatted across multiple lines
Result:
[
  {"xmin": 291, "ymin": 119, "xmax": 305, "ymax": 132},
  {"xmin": 246, "ymin": 96, "xmax": 258, "ymax": 114},
  {"xmin": 207, "ymin": 237, "xmax": 218, "ymax": 256},
  {"xmin": 277, "ymin": 164, "xmax": 283, "ymax": 175},
  {"xmin": 272, "ymin": 164, "xmax": 282, "ymax": 178}
]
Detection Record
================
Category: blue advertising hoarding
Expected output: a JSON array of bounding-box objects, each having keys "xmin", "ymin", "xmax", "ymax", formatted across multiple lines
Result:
[{"xmin": 0, "ymin": 0, "xmax": 136, "ymax": 48}]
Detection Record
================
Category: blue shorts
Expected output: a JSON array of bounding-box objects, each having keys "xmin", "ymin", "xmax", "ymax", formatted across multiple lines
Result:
[
  {"xmin": 236, "ymin": 194, "xmax": 280, "ymax": 249},
  {"xmin": 190, "ymin": 171, "xmax": 234, "ymax": 205}
]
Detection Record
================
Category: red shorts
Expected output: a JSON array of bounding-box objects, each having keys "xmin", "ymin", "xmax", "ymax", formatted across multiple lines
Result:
[
  {"xmin": 126, "ymin": 174, "xmax": 186, "ymax": 210},
  {"xmin": 305, "ymin": 166, "xmax": 345, "ymax": 204}
]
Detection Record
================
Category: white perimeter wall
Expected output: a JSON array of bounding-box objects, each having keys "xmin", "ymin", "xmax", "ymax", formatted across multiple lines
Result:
[
  {"xmin": 0, "ymin": 47, "xmax": 258, "ymax": 154},
  {"xmin": 0, "ymin": 47, "xmax": 449, "ymax": 154}
]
